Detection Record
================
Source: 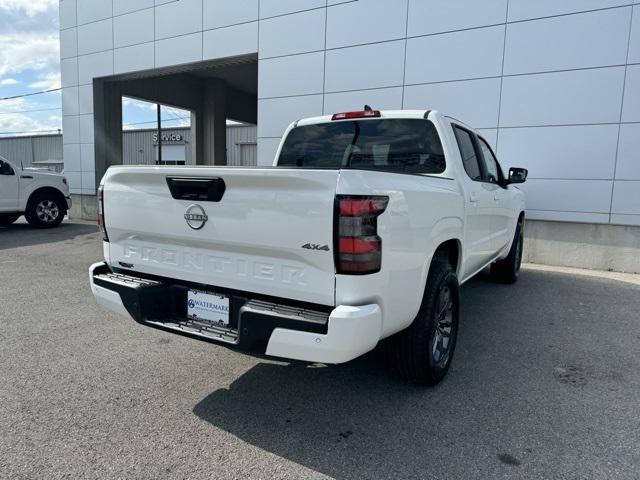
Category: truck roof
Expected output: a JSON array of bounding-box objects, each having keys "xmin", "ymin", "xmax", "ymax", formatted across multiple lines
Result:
[
  {"xmin": 294, "ymin": 109, "xmax": 433, "ymax": 127},
  {"xmin": 293, "ymin": 109, "xmax": 475, "ymax": 131}
]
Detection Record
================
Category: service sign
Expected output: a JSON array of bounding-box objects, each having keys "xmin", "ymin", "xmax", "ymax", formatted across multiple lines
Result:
[{"xmin": 152, "ymin": 132, "xmax": 184, "ymax": 143}]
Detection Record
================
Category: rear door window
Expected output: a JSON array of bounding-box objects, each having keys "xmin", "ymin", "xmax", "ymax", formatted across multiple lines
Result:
[
  {"xmin": 278, "ymin": 119, "xmax": 446, "ymax": 174},
  {"xmin": 478, "ymin": 138, "xmax": 500, "ymax": 183},
  {"xmin": 452, "ymin": 126, "xmax": 482, "ymax": 181}
]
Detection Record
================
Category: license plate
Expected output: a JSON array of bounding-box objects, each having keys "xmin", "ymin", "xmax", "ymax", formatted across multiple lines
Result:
[{"xmin": 187, "ymin": 290, "xmax": 229, "ymax": 326}]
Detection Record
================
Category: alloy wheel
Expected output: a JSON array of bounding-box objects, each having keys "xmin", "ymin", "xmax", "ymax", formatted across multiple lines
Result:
[
  {"xmin": 432, "ymin": 285, "xmax": 454, "ymax": 367},
  {"xmin": 36, "ymin": 200, "xmax": 60, "ymax": 223}
]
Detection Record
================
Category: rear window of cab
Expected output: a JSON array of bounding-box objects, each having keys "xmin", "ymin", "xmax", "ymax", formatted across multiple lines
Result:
[{"xmin": 278, "ymin": 119, "xmax": 446, "ymax": 175}]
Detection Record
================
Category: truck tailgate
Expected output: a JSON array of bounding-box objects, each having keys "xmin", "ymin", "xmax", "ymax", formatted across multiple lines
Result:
[{"xmin": 102, "ymin": 167, "xmax": 339, "ymax": 306}]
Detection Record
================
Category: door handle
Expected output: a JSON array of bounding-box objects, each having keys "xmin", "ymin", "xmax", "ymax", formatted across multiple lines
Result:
[
  {"xmin": 494, "ymin": 194, "xmax": 501, "ymax": 201},
  {"xmin": 20, "ymin": 175, "xmax": 33, "ymax": 179},
  {"xmin": 469, "ymin": 193, "xmax": 479, "ymax": 204},
  {"xmin": 166, "ymin": 176, "xmax": 226, "ymax": 202}
]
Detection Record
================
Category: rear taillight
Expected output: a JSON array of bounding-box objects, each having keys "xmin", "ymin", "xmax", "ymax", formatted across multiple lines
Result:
[
  {"xmin": 97, "ymin": 185, "xmax": 109, "ymax": 242},
  {"xmin": 335, "ymin": 195, "xmax": 388, "ymax": 274}
]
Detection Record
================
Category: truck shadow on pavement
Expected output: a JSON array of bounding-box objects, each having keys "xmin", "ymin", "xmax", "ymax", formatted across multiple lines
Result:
[
  {"xmin": 194, "ymin": 354, "xmax": 461, "ymax": 480},
  {"xmin": 0, "ymin": 220, "xmax": 98, "ymax": 251},
  {"xmin": 193, "ymin": 270, "xmax": 640, "ymax": 479}
]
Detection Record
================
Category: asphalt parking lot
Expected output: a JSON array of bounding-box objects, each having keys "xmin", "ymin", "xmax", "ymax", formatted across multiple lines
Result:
[{"xmin": 1, "ymin": 220, "xmax": 639, "ymax": 480}]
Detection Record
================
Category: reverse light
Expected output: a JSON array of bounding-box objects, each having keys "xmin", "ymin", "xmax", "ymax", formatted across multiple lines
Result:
[
  {"xmin": 97, "ymin": 185, "xmax": 109, "ymax": 242},
  {"xmin": 335, "ymin": 195, "xmax": 388, "ymax": 275}
]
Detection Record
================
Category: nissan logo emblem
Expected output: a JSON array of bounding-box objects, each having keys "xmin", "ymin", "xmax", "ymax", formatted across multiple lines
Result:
[{"xmin": 184, "ymin": 204, "xmax": 208, "ymax": 230}]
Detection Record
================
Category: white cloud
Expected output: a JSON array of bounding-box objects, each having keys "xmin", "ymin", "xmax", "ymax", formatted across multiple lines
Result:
[
  {"xmin": 123, "ymin": 97, "xmax": 159, "ymax": 111},
  {"xmin": 0, "ymin": 33, "xmax": 59, "ymax": 77},
  {"xmin": 29, "ymin": 71, "xmax": 60, "ymax": 90},
  {"xmin": 0, "ymin": 0, "xmax": 57, "ymax": 17},
  {"xmin": 0, "ymin": 1, "xmax": 61, "ymax": 135},
  {"xmin": 0, "ymin": 98, "xmax": 60, "ymax": 136},
  {"xmin": 165, "ymin": 117, "xmax": 190, "ymax": 127}
]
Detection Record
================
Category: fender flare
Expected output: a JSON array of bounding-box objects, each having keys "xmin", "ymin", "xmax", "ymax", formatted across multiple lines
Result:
[
  {"xmin": 417, "ymin": 215, "xmax": 464, "ymax": 308},
  {"xmin": 25, "ymin": 186, "xmax": 68, "ymax": 213}
]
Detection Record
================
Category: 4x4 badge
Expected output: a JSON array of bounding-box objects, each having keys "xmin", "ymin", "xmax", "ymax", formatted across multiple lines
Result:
[{"xmin": 302, "ymin": 243, "xmax": 330, "ymax": 252}]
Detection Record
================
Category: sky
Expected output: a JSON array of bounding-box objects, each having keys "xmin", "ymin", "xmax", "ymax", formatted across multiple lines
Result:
[
  {"xmin": 0, "ymin": 0, "xmax": 190, "ymax": 137},
  {"xmin": 0, "ymin": 0, "xmax": 62, "ymax": 137}
]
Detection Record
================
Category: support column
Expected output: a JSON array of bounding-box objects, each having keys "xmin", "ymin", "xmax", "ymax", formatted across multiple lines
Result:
[
  {"xmin": 190, "ymin": 110, "xmax": 201, "ymax": 165},
  {"xmin": 93, "ymin": 80, "xmax": 123, "ymax": 184},
  {"xmin": 202, "ymin": 79, "xmax": 227, "ymax": 166}
]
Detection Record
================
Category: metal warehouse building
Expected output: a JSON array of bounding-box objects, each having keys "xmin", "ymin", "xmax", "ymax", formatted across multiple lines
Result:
[
  {"xmin": 0, "ymin": 125, "xmax": 256, "ymax": 170},
  {"xmin": 0, "ymin": 134, "xmax": 64, "ymax": 172},
  {"xmin": 58, "ymin": 0, "xmax": 640, "ymax": 271}
]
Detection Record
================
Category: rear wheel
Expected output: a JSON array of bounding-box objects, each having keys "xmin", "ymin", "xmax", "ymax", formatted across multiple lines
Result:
[
  {"xmin": 491, "ymin": 219, "xmax": 524, "ymax": 284},
  {"xmin": 391, "ymin": 260, "xmax": 460, "ymax": 385},
  {"xmin": 0, "ymin": 213, "xmax": 20, "ymax": 226},
  {"xmin": 25, "ymin": 191, "xmax": 65, "ymax": 228}
]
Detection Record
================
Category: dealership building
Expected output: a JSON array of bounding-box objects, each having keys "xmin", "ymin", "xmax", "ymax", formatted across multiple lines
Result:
[{"xmin": 58, "ymin": 0, "xmax": 640, "ymax": 271}]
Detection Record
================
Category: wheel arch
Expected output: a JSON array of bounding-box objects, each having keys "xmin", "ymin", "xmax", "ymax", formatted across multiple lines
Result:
[
  {"xmin": 432, "ymin": 239, "xmax": 462, "ymax": 276},
  {"xmin": 416, "ymin": 237, "xmax": 462, "ymax": 322},
  {"xmin": 426, "ymin": 216, "xmax": 463, "ymax": 271},
  {"xmin": 419, "ymin": 216, "xmax": 463, "ymax": 306},
  {"xmin": 26, "ymin": 186, "xmax": 68, "ymax": 213}
]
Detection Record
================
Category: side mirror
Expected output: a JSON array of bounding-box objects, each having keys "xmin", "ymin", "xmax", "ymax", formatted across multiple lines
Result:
[{"xmin": 508, "ymin": 167, "xmax": 528, "ymax": 184}]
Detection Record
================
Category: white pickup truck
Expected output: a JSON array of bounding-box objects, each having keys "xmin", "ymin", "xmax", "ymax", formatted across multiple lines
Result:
[
  {"xmin": 0, "ymin": 156, "xmax": 71, "ymax": 228},
  {"xmin": 90, "ymin": 109, "xmax": 527, "ymax": 384}
]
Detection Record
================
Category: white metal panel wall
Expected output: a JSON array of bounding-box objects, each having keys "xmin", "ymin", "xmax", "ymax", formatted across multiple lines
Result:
[
  {"xmin": 59, "ymin": 0, "xmax": 263, "ymax": 194},
  {"xmin": 59, "ymin": 0, "xmax": 640, "ymax": 226},
  {"xmin": 254, "ymin": 0, "xmax": 640, "ymax": 227}
]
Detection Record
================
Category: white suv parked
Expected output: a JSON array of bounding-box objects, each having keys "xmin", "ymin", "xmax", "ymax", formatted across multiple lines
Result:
[{"xmin": 0, "ymin": 156, "xmax": 72, "ymax": 228}]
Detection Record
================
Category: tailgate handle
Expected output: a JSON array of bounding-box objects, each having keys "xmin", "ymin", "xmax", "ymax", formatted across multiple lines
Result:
[{"xmin": 166, "ymin": 177, "xmax": 226, "ymax": 202}]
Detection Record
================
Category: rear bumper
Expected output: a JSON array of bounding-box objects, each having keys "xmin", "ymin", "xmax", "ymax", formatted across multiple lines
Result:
[
  {"xmin": 89, "ymin": 262, "xmax": 381, "ymax": 364},
  {"xmin": 265, "ymin": 304, "xmax": 381, "ymax": 363}
]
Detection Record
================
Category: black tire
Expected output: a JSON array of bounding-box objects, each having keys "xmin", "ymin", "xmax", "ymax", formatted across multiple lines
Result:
[
  {"xmin": 0, "ymin": 213, "xmax": 20, "ymax": 226},
  {"xmin": 25, "ymin": 191, "xmax": 65, "ymax": 228},
  {"xmin": 491, "ymin": 219, "xmax": 524, "ymax": 284},
  {"xmin": 391, "ymin": 260, "xmax": 460, "ymax": 385}
]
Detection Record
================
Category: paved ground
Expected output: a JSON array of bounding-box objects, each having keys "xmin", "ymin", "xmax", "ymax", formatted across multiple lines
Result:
[{"xmin": 1, "ymin": 219, "xmax": 639, "ymax": 480}]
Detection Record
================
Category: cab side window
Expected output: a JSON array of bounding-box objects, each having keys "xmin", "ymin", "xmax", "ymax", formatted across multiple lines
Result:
[
  {"xmin": 478, "ymin": 138, "xmax": 501, "ymax": 184},
  {"xmin": 453, "ymin": 126, "xmax": 482, "ymax": 181},
  {"xmin": 0, "ymin": 160, "xmax": 15, "ymax": 175}
]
